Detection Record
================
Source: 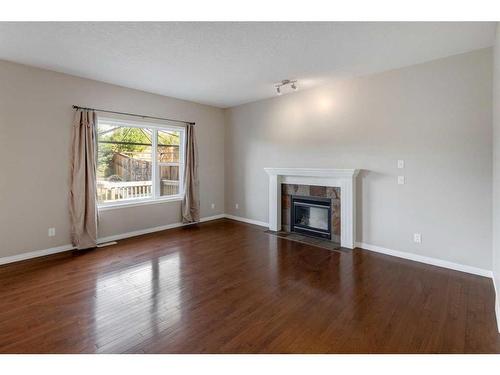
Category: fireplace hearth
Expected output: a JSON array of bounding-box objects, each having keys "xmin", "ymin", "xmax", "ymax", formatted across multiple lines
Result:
[{"xmin": 291, "ymin": 196, "xmax": 332, "ymax": 239}]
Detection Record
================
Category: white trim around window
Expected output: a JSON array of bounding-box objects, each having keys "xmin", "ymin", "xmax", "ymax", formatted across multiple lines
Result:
[
  {"xmin": 97, "ymin": 195, "xmax": 183, "ymax": 211},
  {"xmin": 96, "ymin": 116, "xmax": 186, "ymax": 210}
]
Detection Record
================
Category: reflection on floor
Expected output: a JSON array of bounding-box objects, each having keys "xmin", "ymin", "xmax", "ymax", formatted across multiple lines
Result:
[{"xmin": 94, "ymin": 252, "xmax": 181, "ymax": 349}]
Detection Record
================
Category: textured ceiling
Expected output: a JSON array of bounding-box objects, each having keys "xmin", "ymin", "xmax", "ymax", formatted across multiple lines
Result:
[{"xmin": 0, "ymin": 22, "xmax": 496, "ymax": 107}]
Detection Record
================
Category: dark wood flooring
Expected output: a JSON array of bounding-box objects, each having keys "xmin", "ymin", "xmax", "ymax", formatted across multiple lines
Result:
[{"xmin": 0, "ymin": 219, "xmax": 499, "ymax": 353}]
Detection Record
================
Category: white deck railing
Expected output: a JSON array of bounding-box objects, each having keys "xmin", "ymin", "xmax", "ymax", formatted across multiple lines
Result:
[{"xmin": 97, "ymin": 180, "xmax": 178, "ymax": 202}]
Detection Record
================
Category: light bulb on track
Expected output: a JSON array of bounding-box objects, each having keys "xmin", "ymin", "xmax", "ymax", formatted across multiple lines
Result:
[{"xmin": 274, "ymin": 79, "xmax": 298, "ymax": 95}]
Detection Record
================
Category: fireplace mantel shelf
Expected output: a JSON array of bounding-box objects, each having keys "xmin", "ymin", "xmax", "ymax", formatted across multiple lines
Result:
[
  {"xmin": 264, "ymin": 168, "xmax": 359, "ymax": 178},
  {"xmin": 264, "ymin": 168, "xmax": 360, "ymax": 249}
]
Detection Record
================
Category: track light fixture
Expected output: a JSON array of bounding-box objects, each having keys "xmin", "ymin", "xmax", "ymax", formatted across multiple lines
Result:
[{"xmin": 274, "ymin": 79, "xmax": 298, "ymax": 95}]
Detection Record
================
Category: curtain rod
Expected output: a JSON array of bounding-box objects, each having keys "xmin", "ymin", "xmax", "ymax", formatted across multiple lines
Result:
[{"xmin": 72, "ymin": 105, "xmax": 195, "ymax": 126}]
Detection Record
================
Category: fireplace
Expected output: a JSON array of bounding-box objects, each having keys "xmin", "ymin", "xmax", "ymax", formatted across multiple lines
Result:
[
  {"xmin": 291, "ymin": 195, "xmax": 332, "ymax": 239},
  {"xmin": 264, "ymin": 168, "xmax": 359, "ymax": 249}
]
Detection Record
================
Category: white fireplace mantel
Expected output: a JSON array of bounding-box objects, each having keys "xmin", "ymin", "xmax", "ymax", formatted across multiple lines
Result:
[{"xmin": 264, "ymin": 168, "xmax": 360, "ymax": 249}]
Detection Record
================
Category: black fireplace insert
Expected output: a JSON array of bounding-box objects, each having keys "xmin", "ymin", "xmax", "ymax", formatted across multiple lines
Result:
[{"xmin": 290, "ymin": 195, "xmax": 332, "ymax": 240}]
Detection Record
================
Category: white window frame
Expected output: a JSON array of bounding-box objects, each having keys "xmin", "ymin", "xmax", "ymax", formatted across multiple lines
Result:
[{"xmin": 96, "ymin": 116, "xmax": 186, "ymax": 210}]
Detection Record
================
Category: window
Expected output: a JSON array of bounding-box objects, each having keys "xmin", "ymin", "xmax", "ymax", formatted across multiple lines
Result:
[{"xmin": 96, "ymin": 117, "xmax": 185, "ymax": 207}]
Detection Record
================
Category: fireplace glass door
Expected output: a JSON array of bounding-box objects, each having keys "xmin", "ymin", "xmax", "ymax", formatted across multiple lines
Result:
[{"xmin": 291, "ymin": 196, "xmax": 332, "ymax": 239}]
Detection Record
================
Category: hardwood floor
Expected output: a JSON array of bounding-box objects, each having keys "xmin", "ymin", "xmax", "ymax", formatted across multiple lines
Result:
[{"xmin": 0, "ymin": 218, "xmax": 499, "ymax": 353}]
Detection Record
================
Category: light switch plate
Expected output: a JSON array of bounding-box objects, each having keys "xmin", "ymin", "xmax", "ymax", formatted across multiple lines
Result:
[
  {"xmin": 398, "ymin": 160, "xmax": 405, "ymax": 169},
  {"xmin": 398, "ymin": 176, "xmax": 405, "ymax": 185}
]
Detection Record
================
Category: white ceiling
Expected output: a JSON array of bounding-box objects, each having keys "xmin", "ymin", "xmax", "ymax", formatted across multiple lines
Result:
[{"xmin": 0, "ymin": 22, "xmax": 496, "ymax": 108}]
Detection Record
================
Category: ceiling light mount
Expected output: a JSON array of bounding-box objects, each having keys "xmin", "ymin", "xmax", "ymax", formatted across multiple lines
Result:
[{"xmin": 274, "ymin": 79, "xmax": 298, "ymax": 95}]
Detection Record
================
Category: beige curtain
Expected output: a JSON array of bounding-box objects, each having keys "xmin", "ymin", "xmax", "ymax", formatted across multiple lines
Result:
[
  {"xmin": 70, "ymin": 109, "xmax": 98, "ymax": 249},
  {"xmin": 182, "ymin": 123, "xmax": 200, "ymax": 223}
]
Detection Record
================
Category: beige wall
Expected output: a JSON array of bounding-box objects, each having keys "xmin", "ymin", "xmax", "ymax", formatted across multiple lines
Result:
[
  {"xmin": 492, "ymin": 25, "xmax": 500, "ymax": 329},
  {"xmin": 225, "ymin": 48, "xmax": 493, "ymax": 270},
  {"xmin": 0, "ymin": 60, "xmax": 225, "ymax": 258}
]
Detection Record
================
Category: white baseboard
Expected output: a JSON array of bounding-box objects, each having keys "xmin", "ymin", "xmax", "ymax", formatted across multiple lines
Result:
[
  {"xmin": 98, "ymin": 222, "xmax": 185, "ymax": 243},
  {"xmin": 0, "ymin": 214, "xmax": 227, "ymax": 266},
  {"xmin": 355, "ymin": 241, "xmax": 493, "ymax": 278},
  {"xmin": 224, "ymin": 214, "xmax": 269, "ymax": 228},
  {"xmin": 97, "ymin": 214, "xmax": 226, "ymax": 243},
  {"xmin": 0, "ymin": 244, "xmax": 74, "ymax": 266},
  {"xmin": 200, "ymin": 214, "xmax": 227, "ymax": 222}
]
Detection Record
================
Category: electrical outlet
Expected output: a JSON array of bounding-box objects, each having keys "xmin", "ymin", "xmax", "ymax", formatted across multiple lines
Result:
[
  {"xmin": 397, "ymin": 160, "xmax": 405, "ymax": 169},
  {"xmin": 48, "ymin": 227, "xmax": 56, "ymax": 237},
  {"xmin": 413, "ymin": 233, "xmax": 422, "ymax": 244},
  {"xmin": 398, "ymin": 176, "xmax": 405, "ymax": 185},
  {"xmin": 235, "ymin": 203, "xmax": 239, "ymax": 209},
  {"xmin": 211, "ymin": 203, "xmax": 215, "ymax": 209}
]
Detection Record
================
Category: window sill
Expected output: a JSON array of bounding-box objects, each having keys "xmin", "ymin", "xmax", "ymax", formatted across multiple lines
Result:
[{"xmin": 98, "ymin": 196, "xmax": 183, "ymax": 211}]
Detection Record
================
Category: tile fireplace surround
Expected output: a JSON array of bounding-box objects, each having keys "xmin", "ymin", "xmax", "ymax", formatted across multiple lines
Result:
[
  {"xmin": 281, "ymin": 184, "xmax": 341, "ymax": 243},
  {"xmin": 264, "ymin": 168, "xmax": 360, "ymax": 249}
]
